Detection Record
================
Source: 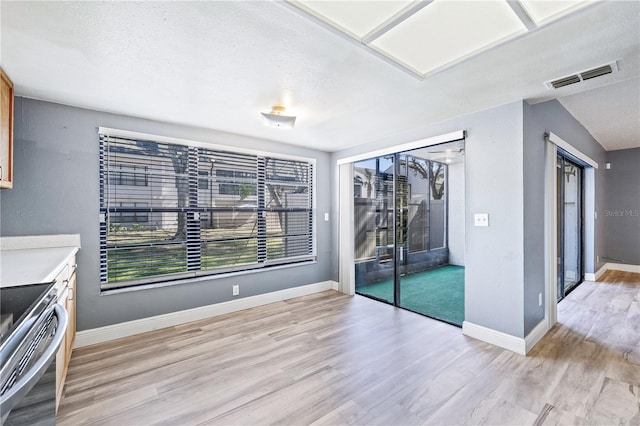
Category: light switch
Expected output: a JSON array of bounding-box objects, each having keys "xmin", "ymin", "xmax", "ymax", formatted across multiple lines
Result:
[
  {"xmin": 474, "ymin": 213, "xmax": 489, "ymax": 227},
  {"xmin": 324, "ymin": 213, "xmax": 329, "ymax": 221}
]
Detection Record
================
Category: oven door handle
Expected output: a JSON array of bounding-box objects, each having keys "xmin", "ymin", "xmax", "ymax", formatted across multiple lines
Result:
[{"xmin": 0, "ymin": 304, "xmax": 68, "ymax": 423}]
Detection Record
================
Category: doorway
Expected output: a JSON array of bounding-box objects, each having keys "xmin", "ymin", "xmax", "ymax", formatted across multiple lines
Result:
[
  {"xmin": 352, "ymin": 140, "xmax": 465, "ymax": 326},
  {"xmin": 556, "ymin": 152, "xmax": 584, "ymax": 301}
]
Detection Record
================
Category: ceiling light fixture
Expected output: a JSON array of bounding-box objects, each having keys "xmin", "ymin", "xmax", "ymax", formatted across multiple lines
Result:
[{"xmin": 261, "ymin": 105, "xmax": 296, "ymax": 129}]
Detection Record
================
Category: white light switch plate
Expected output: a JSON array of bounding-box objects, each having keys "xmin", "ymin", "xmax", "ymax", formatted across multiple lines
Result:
[
  {"xmin": 474, "ymin": 213, "xmax": 489, "ymax": 227},
  {"xmin": 324, "ymin": 213, "xmax": 329, "ymax": 221}
]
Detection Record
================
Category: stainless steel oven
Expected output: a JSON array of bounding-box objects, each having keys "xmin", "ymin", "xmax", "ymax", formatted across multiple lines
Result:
[{"xmin": 0, "ymin": 282, "xmax": 68, "ymax": 425}]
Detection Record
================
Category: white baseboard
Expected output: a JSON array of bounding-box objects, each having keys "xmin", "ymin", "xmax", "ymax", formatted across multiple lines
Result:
[
  {"xmin": 586, "ymin": 263, "xmax": 640, "ymax": 281},
  {"xmin": 605, "ymin": 263, "xmax": 640, "ymax": 274},
  {"xmin": 75, "ymin": 280, "xmax": 339, "ymax": 348},
  {"xmin": 585, "ymin": 263, "xmax": 608, "ymax": 281},
  {"xmin": 462, "ymin": 321, "xmax": 526, "ymax": 355},
  {"xmin": 524, "ymin": 319, "xmax": 548, "ymax": 353},
  {"xmin": 462, "ymin": 319, "xmax": 548, "ymax": 356},
  {"xmin": 595, "ymin": 264, "xmax": 608, "ymax": 280}
]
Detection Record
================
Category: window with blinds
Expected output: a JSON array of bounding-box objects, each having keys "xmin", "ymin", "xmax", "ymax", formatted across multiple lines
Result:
[{"xmin": 99, "ymin": 132, "xmax": 315, "ymax": 290}]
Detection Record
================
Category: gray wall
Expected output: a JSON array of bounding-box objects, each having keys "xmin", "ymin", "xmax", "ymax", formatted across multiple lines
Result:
[
  {"xmin": 604, "ymin": 148, "xmax": 640, "ymax": 265},
  {"xmin": 522, "ymin": 102, "xmax": 545, "ymax": 335},
  {"xmin": 448, "ymin": 161, "xmax": 465, "ymax": 266},
  {"xmin": 524, "ymin": 100, "xmax": 607, "ymax": 272},
  {"xmin": 333, "ymin": 99, "xmax": 612, "ymax": 339},
  {"xmin": 333, "ymin": 102, "xmax": 527, "ymax": 338},
  {"xmin": 522, "ymin": 99, "xmax": 607, "ymax": 334},
  {"xmin": 0, "ymin": 97, "xmax": 333, "ymax": 331},
  {"xmin": 2, "ymin": 95, "xmax": 618, "ymax": 340}
]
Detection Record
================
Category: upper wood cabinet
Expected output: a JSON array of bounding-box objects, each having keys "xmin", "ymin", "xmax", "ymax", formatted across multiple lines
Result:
[{"xmin": 1, "ymin": 68, "xmax": 14, "ymax": 189}]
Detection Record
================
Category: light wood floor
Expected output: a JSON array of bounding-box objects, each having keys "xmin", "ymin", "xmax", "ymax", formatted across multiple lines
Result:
[{"xmin": 58, "ymin": 271, "xmax": 640, "ymax": 425}]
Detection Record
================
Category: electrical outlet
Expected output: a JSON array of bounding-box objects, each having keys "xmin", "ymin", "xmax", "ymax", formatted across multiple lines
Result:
[
  {"xmin": 597, "ymin": 255, "xmax": 600, "ymax": 262},
  {"xmin": 232, "ymin": 285, "xmax": 239, "ymax": 296},
  {"xmin": 474, "ymin": 213, "xmax": 489, "ymax": 227},
  {"xmin": 538, "ymin": 292, "xmax": 542, "ymax": 306}
]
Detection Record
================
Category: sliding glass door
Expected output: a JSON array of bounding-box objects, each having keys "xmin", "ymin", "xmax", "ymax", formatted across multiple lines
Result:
[
  {"xmin": 353, "ymin": 155, "xmax": 395, "ymax": 304},
  {"xmin": 557, "ymin": 153, "xmax": 584, "ymax": 300},
  {"xmin": 353, "ymin": 141, "xmax": 465, "ymax": 326}
]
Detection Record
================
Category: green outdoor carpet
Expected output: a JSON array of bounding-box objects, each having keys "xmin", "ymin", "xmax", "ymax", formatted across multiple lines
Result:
[{"xmin": 356, "ymin": 265, "xmax": 465, "ymax": 326}]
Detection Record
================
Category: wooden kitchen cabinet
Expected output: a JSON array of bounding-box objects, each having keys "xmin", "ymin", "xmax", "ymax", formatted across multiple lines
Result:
[
  {"xmin": 65, "ymin": 267, "xmax": 77, "ymax": 363},
  {"xmin": 55, "ymin": 256, "xmax": 77, "ymax": 411},
  {"xmin": 0, "ymin": 67, "xmax": 13, "ymax": 189}
]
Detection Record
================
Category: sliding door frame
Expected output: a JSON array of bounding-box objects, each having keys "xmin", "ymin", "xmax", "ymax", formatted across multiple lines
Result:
[
  {"xmin": 393, "ymin": 157, "xmax": 401, "ymax": 306},
  {"xmin": 544, "ymin": 132, "xmax": 597, "ymax": 329},
  {"xmin": 338, "ymin": 163, "xmax": 355, "ymax": 295},
  {"xmin": 337, "ymin": 130, "xmax": 465, "ymax": 298},
  {"xmin": 556, "ymin": 153, "xmax": 585, "ymax": 300}
]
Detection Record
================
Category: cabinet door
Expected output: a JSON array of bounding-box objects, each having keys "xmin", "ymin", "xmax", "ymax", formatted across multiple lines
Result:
[
  {"xmin": 65, "ymin": 274, "xmax": 76, "ymax": 360},
  {"xmin": 0, "ymin": 68, "xmax": 13, "ymax": 189},
  {"xmin": 55, "ymin": 290, "xmax": 68, "ymax": 411}
]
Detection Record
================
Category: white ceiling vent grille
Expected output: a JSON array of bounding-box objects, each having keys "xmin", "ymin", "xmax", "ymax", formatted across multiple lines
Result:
[
  {"xmin": 545, "ymin": 61, "xmax": 618, "ymax": 89},
  {"xmin": 550, "ymin": 75, "xmax": 581, "ymax": 89},
  {"xmin": 580, "ymin": 64, "xmax": 613, "ymax": 81}
]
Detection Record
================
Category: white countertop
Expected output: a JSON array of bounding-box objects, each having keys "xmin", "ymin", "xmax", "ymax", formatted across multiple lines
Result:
[
  {"xmin": 0, "ymin": 234, "xmax": 81, "ymax": 288},
  {"xmin": 1, "ymin": 245, "xmax": 79, "ymax": 288}
]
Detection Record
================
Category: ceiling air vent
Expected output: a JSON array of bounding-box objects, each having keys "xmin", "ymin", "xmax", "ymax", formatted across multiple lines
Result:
[
  {"xmin": 550, "ymin": 75, "xmax": 581, "ymax": 89},
  {"xmin": 545, "ymin": 61, "xmax": 618, "ymax": 89},
  {"xmin": 580, "ymin": 64, "xmax": 613, "ymax": 81}
]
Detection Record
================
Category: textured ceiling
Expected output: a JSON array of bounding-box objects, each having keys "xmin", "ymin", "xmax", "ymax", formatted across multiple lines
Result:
[
  {"xmin": 558, "ymin": 78, "xmax": 640, "ymax": 151},
  {"xmin": 1, "ymin": 1, "xmax": 638, "ymax": 152}
]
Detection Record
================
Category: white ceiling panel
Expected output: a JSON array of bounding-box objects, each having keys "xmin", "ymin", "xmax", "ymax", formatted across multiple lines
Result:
[
  {"xmin": 370, "ymin": 0, "xmax": 526, "ymax": 75},
  {"xmin": 520, "ymin": 0, "xmax": 590, "ymax": 24},
  {"xmin": 296, "ymin": 0, "xmax": 413, "ymax": 38}
]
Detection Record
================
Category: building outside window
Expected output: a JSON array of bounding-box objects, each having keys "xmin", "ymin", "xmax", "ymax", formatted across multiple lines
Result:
[
  {"xmin": 110, "ymin": 164, "xmax": 148, "ymax": 186},
  {"xmin": 110, "ymin": 202, "xmax": 149, "ymax": 224}
]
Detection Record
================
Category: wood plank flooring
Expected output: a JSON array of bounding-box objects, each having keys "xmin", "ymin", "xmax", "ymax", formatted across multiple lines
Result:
[{"xmin": 57, "ymin": 271, "xmax": 640, "ymax": 425}]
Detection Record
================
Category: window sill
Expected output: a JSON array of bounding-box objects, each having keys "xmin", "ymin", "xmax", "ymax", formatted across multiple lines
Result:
[{"xmin": 99, "ymin": 259, "xmax": 317, "ymax": 296}]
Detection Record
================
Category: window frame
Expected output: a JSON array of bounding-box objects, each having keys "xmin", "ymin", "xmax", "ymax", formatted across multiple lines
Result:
[{"xmin": 99, "ymin": 127, "xmax": 317, "ymax": 291}]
